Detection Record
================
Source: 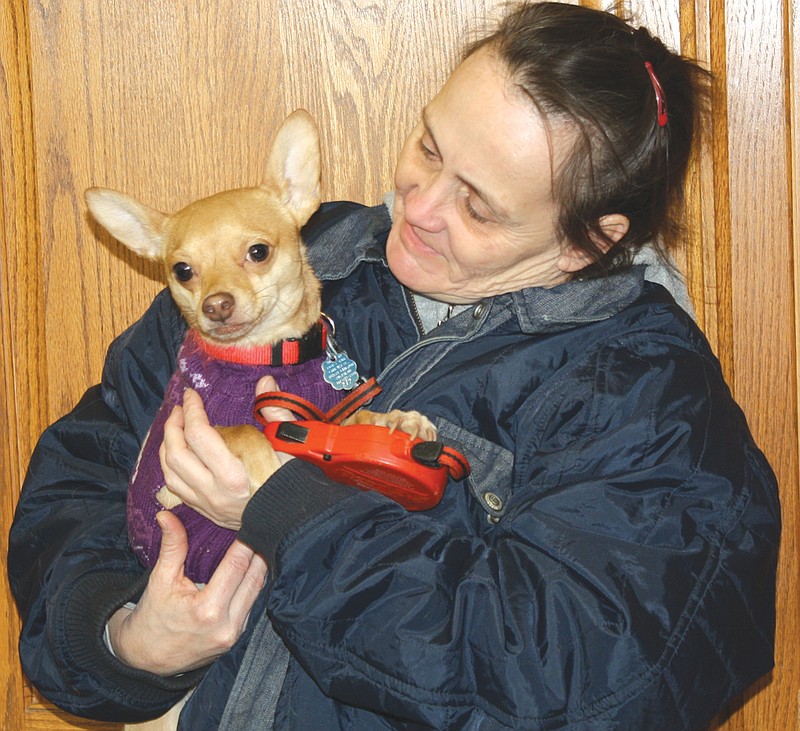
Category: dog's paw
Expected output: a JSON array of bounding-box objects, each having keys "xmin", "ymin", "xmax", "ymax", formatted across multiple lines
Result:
[
  {"xmin": 344, "ymin": 409, "xmax": 438, "ymax": 441},
  {"xmin": 156, "ymin": 485, "xmax": 183, "ymax": 509}
]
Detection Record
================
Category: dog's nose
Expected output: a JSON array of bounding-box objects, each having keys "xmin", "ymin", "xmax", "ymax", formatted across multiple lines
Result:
[{"xmin": 203, "ymin": 292, "xmax": 235, "ymax": 322}]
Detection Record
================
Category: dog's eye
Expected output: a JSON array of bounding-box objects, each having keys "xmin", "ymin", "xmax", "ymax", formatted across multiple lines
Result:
[
  {"xmin": 247, "ymin": 243, "xmax": 269, "ymax": 263},
  {"xmin": 173, "ymin": 262, "xmax": 194, "ymax": 282}
]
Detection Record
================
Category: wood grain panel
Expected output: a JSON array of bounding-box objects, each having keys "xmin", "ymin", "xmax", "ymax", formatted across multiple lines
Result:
[
  {"xmin": 725, "ymin": 0, "xmax": 798, "ymax": 726},
  {"xmin": 687, "ymin": 0, "xmax": 724, "ymax": 356}
]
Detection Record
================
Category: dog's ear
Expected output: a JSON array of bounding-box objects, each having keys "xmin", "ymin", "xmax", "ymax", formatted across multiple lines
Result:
[
  {"xmin": 85, "ymin": 188, "xmax": 168, "ymax": 260},
  {"xmin": 262, "ymin": 109, "xmax": 321, "ymax": 226}
]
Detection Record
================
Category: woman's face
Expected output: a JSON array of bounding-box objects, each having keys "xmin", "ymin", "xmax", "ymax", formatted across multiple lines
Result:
[{"xmin": 387, "ymin": 47, "xmax": 581, "ymax": 304}]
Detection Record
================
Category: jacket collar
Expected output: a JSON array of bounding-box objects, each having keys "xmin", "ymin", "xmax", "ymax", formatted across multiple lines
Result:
[
  {"xmin": 508, "ymin": 267, "xmax": 645, "ymax": 334},
  {"xmin": 304, "ymin": 202, "xmax": 391, "ymax": 280}
]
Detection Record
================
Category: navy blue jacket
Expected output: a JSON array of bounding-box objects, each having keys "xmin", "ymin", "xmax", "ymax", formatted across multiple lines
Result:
[{"xmin": 9, "ymin": 202, "xmax": 780, "ymax": 729}]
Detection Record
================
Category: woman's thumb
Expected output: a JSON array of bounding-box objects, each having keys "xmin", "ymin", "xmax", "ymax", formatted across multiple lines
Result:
[
  {"xmin": 154, "ymin": 510, "xmax": 189, "ymax": 580},
  {"xmin": 256, "ymin": 375, "xmax": 295, "ymax": 423},
  {"xmin": 256, "ymin": 375, "xmax": 279, "ymax": 395}
]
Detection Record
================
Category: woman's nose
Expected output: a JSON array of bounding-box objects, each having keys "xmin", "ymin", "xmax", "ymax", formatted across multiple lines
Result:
[{"xmin": 403, "ymin": 173, "xmax": 448, "ymax": 232}]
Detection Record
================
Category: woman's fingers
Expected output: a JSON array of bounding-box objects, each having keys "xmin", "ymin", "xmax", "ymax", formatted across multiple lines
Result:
[
  {"xmin": 160, "ymin": 402, "xmax": 206, "ymax": 500},
  {"xmin": 205, "ymin": 539, "xmax": 268, "ymax": 626},
  {"xmin": 159, "ymin": 390, "xmax": 251, "ymax": 525}
]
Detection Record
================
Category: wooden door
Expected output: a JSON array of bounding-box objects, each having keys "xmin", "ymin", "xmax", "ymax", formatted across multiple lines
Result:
[{"xmin": 1, "ymin": 1, "xmax": 797, "ymax": 729}]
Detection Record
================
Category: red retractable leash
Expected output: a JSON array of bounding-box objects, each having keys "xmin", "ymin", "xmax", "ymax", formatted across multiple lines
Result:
[{"xmin": 254, "ymin": 378, "xmax": 470, "ymax": 510}]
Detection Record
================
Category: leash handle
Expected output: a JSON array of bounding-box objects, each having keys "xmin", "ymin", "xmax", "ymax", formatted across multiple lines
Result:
[
  {"xmin": 260, "ymin": 419, "xmax": 471, "ymax": 510},
  {"xmin": 253, "ymin": 378, "xmax": 471, "ymax": 509}
]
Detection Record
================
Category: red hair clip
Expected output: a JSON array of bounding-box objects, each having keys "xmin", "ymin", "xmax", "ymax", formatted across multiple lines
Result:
[{"xmin": 644, "ymin": 61, "xmax": 668, "ymax": 127}]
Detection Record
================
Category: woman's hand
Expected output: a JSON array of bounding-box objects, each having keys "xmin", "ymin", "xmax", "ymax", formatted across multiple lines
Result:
[
  {"xmin": 159, "ymin": 377, "xmax": 296, "ymax": 529},
  {"xmin": 159, "ymin": 388, "xmax": 251, "ymax": 529},
  {"xmin": 107, "ymin": 511, "xmax": 267, "ymax": 676},
  {"xmin": 255, "ymin": 375, "xmax": 296, "ymax": 467}
]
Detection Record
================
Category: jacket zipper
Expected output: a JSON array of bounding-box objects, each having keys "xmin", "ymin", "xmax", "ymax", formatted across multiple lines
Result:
[{"xmin": 405, "ymin": 287, "xmax": 426, "ymax": 336}]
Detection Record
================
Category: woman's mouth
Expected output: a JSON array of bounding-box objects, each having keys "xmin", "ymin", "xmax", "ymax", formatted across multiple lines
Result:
[{"xmin": 398, "ymin": 219, "xmax": 439, "ymax": 257}]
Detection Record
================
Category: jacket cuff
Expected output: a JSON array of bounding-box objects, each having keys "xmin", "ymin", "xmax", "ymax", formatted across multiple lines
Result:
[
  {"xmin": 58, "ymin": 570, "xmax": 206, "ymax": 719},
  {"xmin": 238, "ymin": 459, "xmax": 354, "ymax": 567}
]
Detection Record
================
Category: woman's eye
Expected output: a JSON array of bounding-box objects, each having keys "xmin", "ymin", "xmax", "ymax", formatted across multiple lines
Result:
[
  {"xmin": 247, "ymin": 243, "xmax": 270, "ymax": 262},
  {"xmin": 465, "ymin": 200, "xmax": 490, "ymax": 224},
  {"xmin": 459, "ymin": 188, "xmax": 490, "ymax": 224},
  {"xmin": 172, "ymin": 262, "xmax": 194, "ymax": 282},
  {"xmin": 418, "ymin": 138, "xmax": 439, "ymax": 161}
]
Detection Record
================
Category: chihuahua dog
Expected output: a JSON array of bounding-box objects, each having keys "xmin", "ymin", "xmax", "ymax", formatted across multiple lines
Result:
[{"xmin": 86, "ymin": 110, "xmax": 434, "ymax": 583}]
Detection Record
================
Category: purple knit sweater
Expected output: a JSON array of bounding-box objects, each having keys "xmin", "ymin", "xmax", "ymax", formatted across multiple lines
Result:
[{"xmin": 127, "ymin": 329, "xmax": 342, "ymax": 583}]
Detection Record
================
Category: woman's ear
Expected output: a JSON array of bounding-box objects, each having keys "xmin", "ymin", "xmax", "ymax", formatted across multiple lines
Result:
[
  {"xmin": 596, "ymin": 213, "xmax": 630, "ymax": 245},
  {"xmin": 558, "ymin": 213, "xmax": 630, "ymax": 273}
]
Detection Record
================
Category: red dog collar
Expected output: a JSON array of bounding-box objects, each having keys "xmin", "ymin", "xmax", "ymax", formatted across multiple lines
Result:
[{"xmin": 193, "ymin": 319, "xmax": 327, "ymax": 366}]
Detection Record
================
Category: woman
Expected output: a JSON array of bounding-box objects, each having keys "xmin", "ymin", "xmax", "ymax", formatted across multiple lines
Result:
[{"xmin": 9, "ymin": 3, "xmax": 779, "ymax": 730}]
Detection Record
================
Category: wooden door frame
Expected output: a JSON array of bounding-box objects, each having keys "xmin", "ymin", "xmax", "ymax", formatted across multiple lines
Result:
[{"xmin": 1, "ymin": 0, "xmax": 44, "ymax": 724}]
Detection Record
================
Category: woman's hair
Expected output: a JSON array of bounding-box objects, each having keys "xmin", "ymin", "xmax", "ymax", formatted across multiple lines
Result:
[{"xmin": 465, "ymin": 2, "xmax": 711, "ymax": 277}]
